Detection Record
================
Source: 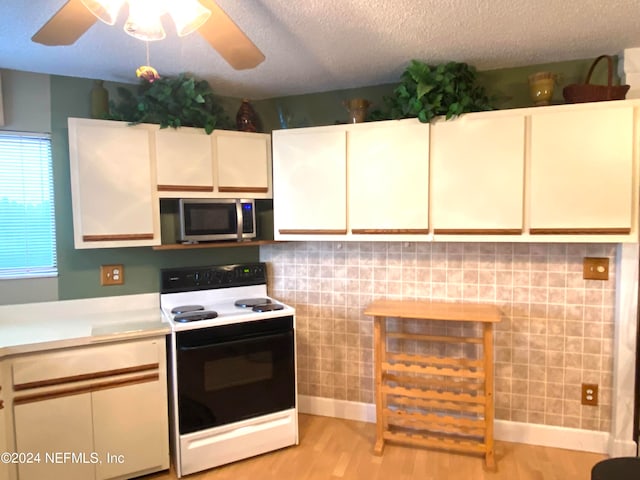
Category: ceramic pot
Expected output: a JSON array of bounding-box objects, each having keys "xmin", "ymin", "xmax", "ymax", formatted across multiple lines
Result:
[
  {"xmin": 528, "ymin": 72, "xmax": 557, "ymax": 106},
  {"xmin": 343, "ymin": 98, "xmax": 370, "ymax": 123}
]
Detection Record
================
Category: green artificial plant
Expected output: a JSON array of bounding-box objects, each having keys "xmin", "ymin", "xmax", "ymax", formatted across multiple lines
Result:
[
  {"xmin": 371, "ymin": 60, "xmax": 493, "ymax": 123},
  {"xmin": 107, "ymin": 73, "xmax": 232, "ymax": 134}
]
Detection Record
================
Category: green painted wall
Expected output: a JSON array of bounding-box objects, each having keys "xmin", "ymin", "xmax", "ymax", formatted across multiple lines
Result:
[
  {"xmin": 253, "ymin": 56, "xmax": 622, "ymax": 131},
  {"xmin": 49, "ymin": 75, "xmax": 259, "ymax": 300}
]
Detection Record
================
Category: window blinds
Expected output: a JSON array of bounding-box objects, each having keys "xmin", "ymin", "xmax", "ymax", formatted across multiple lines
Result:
[{"xmin": 0, "ymin": 132, "xmax": 57, "ymax": 279}]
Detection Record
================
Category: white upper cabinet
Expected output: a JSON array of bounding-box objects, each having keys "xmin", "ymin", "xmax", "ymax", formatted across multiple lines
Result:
[
  {"xmin": 273, "ymin": 127, "xmax": 347, "ymax": 237},
  {"xmin": 348, "ymin": 119, "xmax": 430, "ymax": 235},
  {"xmin": 155, "ymin": 127, "xmax": 214, "ymax": 193},
  {"xmin": 529, "ymin": 103, "xmax": 635, "ymax": 234},
  {"xmin": 431, "ymin": 112, "xmax": 525, "ymax": 234},
  {"xmin": 273, "ymin": 120, "xmax": 431, "ymax": 241},
  {"xmin": 155, "ymin": 128, "xmax": 272, "ymax": 198},
  {"xmin": 68, "ymin": 118, "xmax": 160, "ymax": 249},
  {"xmin": 214, "ymin": 130, "xmax": 272, "ymax": 197}
]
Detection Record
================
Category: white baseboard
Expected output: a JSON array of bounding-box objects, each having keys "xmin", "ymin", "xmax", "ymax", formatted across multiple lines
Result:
[
  {"xmin": 298, "ymin": 395, "xmax": 612, "ymax": 454},
  {"xmin": 299, "ymin": 394, "xmax": 377, "ymax": 423}
]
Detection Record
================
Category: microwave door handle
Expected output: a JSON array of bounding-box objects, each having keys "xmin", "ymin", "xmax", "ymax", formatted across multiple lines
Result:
[{"xmin": 236, "ymin": 200, "xmax": 243, "ymax": 241}]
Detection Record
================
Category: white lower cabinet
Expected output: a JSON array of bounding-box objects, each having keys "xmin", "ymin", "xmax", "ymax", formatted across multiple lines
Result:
[
  {"xmin": 10, "ymin": 338, "xmax": 169, "ymax": 480},
  {"xmin": 92, "ymin": 380, "xmax": 168, "ymax": 480},
  {"xmin": 14, "ymin": 394, "xmax": 94, "ymax": 480}
]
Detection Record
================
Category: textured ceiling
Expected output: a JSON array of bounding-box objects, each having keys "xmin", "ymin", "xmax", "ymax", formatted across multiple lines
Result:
[{"xmin": 1, "ymin": 0, "xmax": 640, "ymax": 100}]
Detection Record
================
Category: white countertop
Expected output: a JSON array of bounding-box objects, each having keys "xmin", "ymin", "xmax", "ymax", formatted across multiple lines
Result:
[{"xmin": 0, "ymin": 293, "xmax": 170, "ymax": 357}]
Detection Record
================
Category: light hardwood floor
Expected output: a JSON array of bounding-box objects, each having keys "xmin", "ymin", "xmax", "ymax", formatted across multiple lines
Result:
[{"xmin": 143, "ymin": 414, "xmax": 606, "ymax": 480}]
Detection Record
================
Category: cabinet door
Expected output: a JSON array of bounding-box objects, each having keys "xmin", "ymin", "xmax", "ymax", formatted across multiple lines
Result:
[
  {"xmin": 530, "ymin": 105, "xmax": 634, "ymax": 233},
  {"xmin": 431, "ymin": 113, "xmax": 525, "ymax": 233},
  {"xmin": 273, "ymin": 128, "xmax": 347, "ymax": 237},
  {"xmin": 155, "ymin": 127, "xmax": 213, "ymax": 194},
  {"xmin": 14, "ymin": 394, "xmax": 95, "ymax": 480},
  {"xmin": 348, "ymin": 120, "xmax": 430, "ymax": 234},
  {"xmin": 68, "ymin": 118, "xmax": 159, "ymax": 248},
  {"xmin": 215, "ymin": 131, "xmax": 271, "ymax": 197},
  {"xmin": 93, "ymin": 380, "xmax": 169, "ymax": 480}
]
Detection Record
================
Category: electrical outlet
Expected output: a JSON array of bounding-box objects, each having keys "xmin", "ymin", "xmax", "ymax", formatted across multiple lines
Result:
[
  {"xmin": 581, "ymin": 383, "xmax": 598, "ymax": 406},
  {"xmin": 583, "ymin": 257, "xmax": 609, "ymax": 280},
  {"xmin": 100, "ymin": 264, "xmax": 124, "ymax": 286}
]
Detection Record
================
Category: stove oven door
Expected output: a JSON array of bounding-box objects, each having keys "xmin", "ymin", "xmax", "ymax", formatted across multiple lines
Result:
[{"xmin": 176, "ymin": 316, "xmax": 295, "ymax": 435}]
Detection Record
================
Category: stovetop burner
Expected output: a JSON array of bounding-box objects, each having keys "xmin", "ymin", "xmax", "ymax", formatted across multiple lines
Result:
[
  {"xmin": 252, "ymin": 303, "xmax": 285, "ymax": 313},
  {"xmin": 174, "ymin": 310, "xmax": 218, "ymax": 323},
  {"xmin": 234, "ymin": 298, "xmax": 272, "ymax": 308},
  {"xmin": 171, "ymin": 305, "xmax": 205, "ymax": 315}
]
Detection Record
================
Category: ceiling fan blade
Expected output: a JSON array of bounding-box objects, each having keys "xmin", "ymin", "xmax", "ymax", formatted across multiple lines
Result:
[
  {"xmin": 32, "ymin": 0, "xmax": 98, "ymax": 46},
  {"xmin": 197, "ymin": 0, "xmax": 265, "ymax": 70}
]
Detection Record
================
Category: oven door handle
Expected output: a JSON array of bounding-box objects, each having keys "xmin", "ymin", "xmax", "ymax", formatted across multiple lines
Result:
[{"xmin": 178, "ymin": 330, "xmax": 292, "ymax": 352}]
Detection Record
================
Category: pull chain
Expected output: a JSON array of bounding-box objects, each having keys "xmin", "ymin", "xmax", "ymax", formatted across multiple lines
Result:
[{"xmin": 136, "ymin": 41, "xmax": 160, "ymax": 82}]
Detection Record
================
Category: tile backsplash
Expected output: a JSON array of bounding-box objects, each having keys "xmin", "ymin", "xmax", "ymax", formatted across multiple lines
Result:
[{"xmin": 260, "ymin": 241, "xmax": 617, "ymax": 432}]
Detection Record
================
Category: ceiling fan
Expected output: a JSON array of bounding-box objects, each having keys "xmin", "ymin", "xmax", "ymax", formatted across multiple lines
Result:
[{"xmin": 31, "ymin": 0, "xmax": 265, "ymax": 70}]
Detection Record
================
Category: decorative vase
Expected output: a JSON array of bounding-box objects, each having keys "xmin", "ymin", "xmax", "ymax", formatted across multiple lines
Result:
[
  {"xmin": 528, "ymin": 72, "xmax": 557, "ymax": 106},
  {"xmin": 90, "ymin": 80, "xmax": 109, "ymax": 119},
  {"xmin": 236, "ymin": 99, "xmax": 260, "ymax": 132},
  {"xmin": 343, "ymin": 98, "xmax": 370, "ymax": 123}
]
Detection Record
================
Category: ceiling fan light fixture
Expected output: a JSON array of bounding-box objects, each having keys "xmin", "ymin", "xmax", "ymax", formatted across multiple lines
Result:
[
  {"xmin": 80, "ymin": 0, "xmax": 125, "ymax": 25},
  {"xmin": 124, "ymin": 0, "xmax": 167, "ymax": 41},
  {"xmin": 166, "ymin": 0, "xmax": 212, "ymax": 37}
]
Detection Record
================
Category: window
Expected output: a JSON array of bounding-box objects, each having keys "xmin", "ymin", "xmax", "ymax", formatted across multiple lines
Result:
[{"xmin": 0, "ymin": 132, "xmax": 57, "ymax": 279}]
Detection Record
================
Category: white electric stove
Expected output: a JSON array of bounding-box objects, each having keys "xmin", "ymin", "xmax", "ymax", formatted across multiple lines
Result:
[{"xmin": 160, "ymin": 262, "xmax": 298, "ymax": 477}]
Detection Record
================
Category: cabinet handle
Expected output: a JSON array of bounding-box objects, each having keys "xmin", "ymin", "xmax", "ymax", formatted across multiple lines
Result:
[
  {"xmin": 14, "ymin": 363, "xmax": 160, "ymax": 391},
  {"xmin": 278, "ymin": 229, "xmax": 347, "ymax": 235},
  {"xmin": 14, "ymin": 373, "xmax": 159, "ymax": 405},
  {"xmin": 158, "ymin": 185, "xmax": 214, "ymax": 192},
  {"xmin": 352, "ymin": 229, "xmax": 429, "ymax": 235},
  {"xmin": 0, "ymin": 400, "xmax": 4, "ymax": 410},
  {"xmin": 530, "ymin": 228, "xmax": 631, "ymax": 235},
  {"xmin": 433, "ymin": 229, "xmax": 522, "ymax": 235},
  {"xmin": 82, "ymin": 233, "xmax": 154, "ymax": 242},
  {"xmin": 219, "ymin": 186, "xmax": 269, "ymax": 193}
]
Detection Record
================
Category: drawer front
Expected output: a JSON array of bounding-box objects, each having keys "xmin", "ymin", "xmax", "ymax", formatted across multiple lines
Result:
[{"xmin": 12, "ymin": 339, "xmax": 161, "ymax": 390}]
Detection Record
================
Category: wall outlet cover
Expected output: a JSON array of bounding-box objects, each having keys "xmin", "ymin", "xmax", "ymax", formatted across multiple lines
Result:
[{"xmin": 100, "ymin": 264, "xmax": 124, "ymax": 286}]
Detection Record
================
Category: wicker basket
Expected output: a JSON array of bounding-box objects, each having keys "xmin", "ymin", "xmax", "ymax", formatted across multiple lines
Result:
[{"xmin": 562, "ymin": 55, "xmax": 630, "ymax": 103}]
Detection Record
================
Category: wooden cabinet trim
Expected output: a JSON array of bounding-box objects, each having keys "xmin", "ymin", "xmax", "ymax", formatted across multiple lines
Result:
[
  {"xmin": 352, "ymin": 229, "xmax": 430, "ymax": 235},
  {"xmin": 434, "ymin": 229, "xmax": 522, "ymax": 235},
  {"xmin": 83, "ymin": 233, "xmax": 155, "ymax": 242},
  {"xmin": 13, "ymin": 373, "xmax": 159, "ymax": 405},
  {"xmin": 13, "ymin": 363, "xmax": 159, "ymax": 391},
  {"xmin": 157, "ymin": 185, "xmax": 214, "ymax": 192},
  {"xmin": 278, "ymin": 229, "xmax": 347, "ymax": 235},
  {"xmin": 530, "ymin": 228, "xmax": 631, "ymax": 235},
  {"xmin": 218, "ymin": 186, "xmax": 269, "ymax": 193}
]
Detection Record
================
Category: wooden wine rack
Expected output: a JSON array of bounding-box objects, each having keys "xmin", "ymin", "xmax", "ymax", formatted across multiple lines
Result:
[{"xmin": 364, "ymin": 300, "xmax": 502, "ymax": 470}]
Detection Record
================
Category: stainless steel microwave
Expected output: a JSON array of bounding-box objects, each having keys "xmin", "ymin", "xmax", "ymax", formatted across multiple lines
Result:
[{"xmin": 178, "ymin": 199, "xmax": 256, "ymax": 243}]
